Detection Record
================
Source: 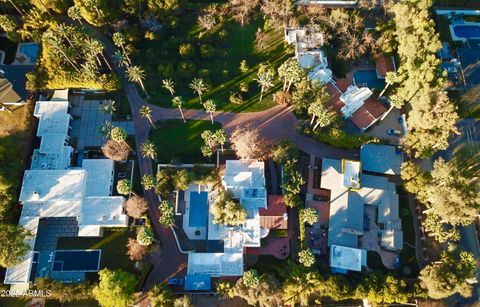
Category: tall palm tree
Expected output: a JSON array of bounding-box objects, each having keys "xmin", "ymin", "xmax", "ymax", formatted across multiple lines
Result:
[
  {"xmin": 43, "ymin": 30, "xmax": 80, "ymax": 72},
  {"xmin": 189, "ymin": 78, "xmax": 208, "ymax": 103},
  {"xmin": 140, "ymin": 140, "xmax": 157, "ymax": 160},
  {"xmin": 112, "ymin": 32, "xmax": 131, "ymax": 64},
  {"xmin": 172, "ymin": 96, "xmax": 186, "ymax": 123},
  {"xmin": 1, "ymin": 0, "xmax": 24, "ymax": 16},
  {"xmin": 215, "ymin": 129, "xmax": 227, "ymax": 153},
  {"xmin": 127, "ymin": 65, "xmax": 147, "ymax": 96},
  {"xmin": 86, "ymin": 38, "xmax": 112, "ymax": 71},
  {"xmin": 56, "ymin": 23, "xmax": 74, "ymax": 48},
  {"xmin": 254, "ymin": 71, "xmax": 274, "ymax": 101},
  {"xmin": 67, "ymin": 6, "xmax": 83, "ymax": 25},
  {"xmin": 203, "ymin": 99, "xmax": 216, "ymax": 124},
  {"xmin": 113, "ymin": 50, "xmax": 130, "ymax": 67},
  {"xmin": 140, "ymin": 105, "xmax": 154, "ymax": 127},
  {"xmin": 162, "ymin": 79, "xmax": 175, "ymax": 96}
]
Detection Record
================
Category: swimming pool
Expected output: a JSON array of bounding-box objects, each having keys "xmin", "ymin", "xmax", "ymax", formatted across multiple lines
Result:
[
  {"xmin": 189, "ymin": 191, "xmax": 208, "ymax": 227},
  {"xmin": 52, "ymin": 250, "xmax": 101, "ymax": 272},
  {"xmin": 353, "ymin": 70, "xmax": 385, "ymax": 90},
  {"xmin": 18, "ymin": 43, "xmax": 40, "ymax": 63},
  {"xmin": 453, "ymin": 25, "xmax": 480, "ymax": 39}
]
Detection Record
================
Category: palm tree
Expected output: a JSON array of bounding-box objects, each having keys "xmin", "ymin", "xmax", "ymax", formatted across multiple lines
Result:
[
  {"xmin": 254, "ymin": 71, "xmax": 274, "ymax": 101},
  {"xmin": 140, "ymin": 105, "xmax": 154, "ymax": 127},
  {"xmin": 140, "ymin": 140, "xmax": 157, "ymax": 160},
  {"xmin": 203, "ymin": 99, "xmax": 216, "ymax": 124},
  {"xmin": 1, "ymin": 0, "xmax": 24, "ymax": 16},
  {"xmin": 99, "ymin": 100, "xmax": 116, "ymax": 115},
  {"xmin": 85, "ymin": 38, "xmax": 112, "ymax": 71},
  {"xmin": 127, "ymin": 65, "xmax": 147, "ymax": 96},
  {"xmin": 110, "ymin": 126, "xmax": 131, "ymax": 150},
  {"xmin": 113, "ymin": 50, "xmax": 130, "ymax": 67},
  {"xmin": 308, "ymin": 101, "xmax": 334, "ymax": 131},
  {"xmin": 98, "ymin": 121, "xmax": 113, "ymax": 138},
  {"xmin": 67, "ymin": 6, "xmax": 83, "ymax": 25},
  {"xmin": 112, "ymin": 32, "xmax": 131, "ymax": 64},
  {"xmin": 43, "ymin": 30, "xmax": 80, "ymax": 72},
  {"xmin": 215, "ymin": 129, "xmax": 227, "ymax": 153},
  {"xmin": 189, "ymin": 78, "xmax": 208, "ymax": 103},
  {"xmin": 162, "ymin": 79, "xmax": 175, "ymax": 96},
  {"xmin": 57, "ymin": 23, "xmax": 74, "ymax": 48},
  {"xmin": 172, "ymin": 96, "xmax": 186, "ymax": 123}
]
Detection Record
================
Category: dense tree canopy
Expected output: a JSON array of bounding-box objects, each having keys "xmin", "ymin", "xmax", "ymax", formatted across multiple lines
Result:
[
  {"xmin": 420, "ymin": 249, "xmax": 477, "ymax": 299},
  {"xmin": 92, "ymin": 269, "xmax": 137, "ymax": 307},
  {"xmin": 0, "ymin": 224, "xmax": 32, "ymax": 268},
  {"xmin": 211, "ymin": 190, "xmax": 247, "ymax": 226}
]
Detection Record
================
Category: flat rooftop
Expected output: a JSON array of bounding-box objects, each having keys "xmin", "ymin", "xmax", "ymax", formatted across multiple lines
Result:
[
  {"xmin": 82, "ymin": 159, "xmax": 114, "ymax": 197},
  {"xmin": 34, "ymin": 100, "xmax": 70, "ymax": 136},
  {"xmin": 330, "ymin": 245, "xmax": 366, "ymax": 272},
  {"xmin": 19, "ymin": 170, "xmax": 86, "ymax": 203}
]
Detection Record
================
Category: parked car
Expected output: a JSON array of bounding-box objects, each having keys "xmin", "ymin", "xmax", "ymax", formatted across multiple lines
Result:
[
  {"xmin": 387, "ymin": 129, "xmax": 401, "ymax": 136},
  {"xmin": 167, "ymin": 278, "xmax": 184, "ymax": 286}
]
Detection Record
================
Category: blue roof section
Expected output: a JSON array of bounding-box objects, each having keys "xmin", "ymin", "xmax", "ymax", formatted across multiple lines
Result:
[
  {"xmin": 360, "ymin": 144, "xmax": 403, "ymax": 175},
  {"xmin": 185, "ymin": 274, "xmax": 211, "ymax": 291}
]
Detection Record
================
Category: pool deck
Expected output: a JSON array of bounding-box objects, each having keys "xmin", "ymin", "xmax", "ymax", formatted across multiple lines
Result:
[{"xmin": 345, "ymin": 64, "xmax": 377, "ymax": 85}]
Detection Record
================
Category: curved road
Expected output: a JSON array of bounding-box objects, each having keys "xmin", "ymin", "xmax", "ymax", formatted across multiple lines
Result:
[{"xmin": 124, "ymin": 83, "xmax": 356, "ymax": 289}]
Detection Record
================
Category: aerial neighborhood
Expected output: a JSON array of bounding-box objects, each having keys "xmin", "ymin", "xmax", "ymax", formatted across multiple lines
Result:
[{"xmin": 0, "ymin": 0, "xmax": 479, "ymax": 306}]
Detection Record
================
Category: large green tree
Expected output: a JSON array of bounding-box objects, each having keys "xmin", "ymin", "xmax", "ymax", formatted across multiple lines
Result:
[
  {"xmin": 420, "ymin": 249, "xmax": 477, "ymax": 299},
  {"xmin": 0, "ymin": 224, "xmax": 32, "ymax": 268},
  {"xmin": 92, "ymin": 269, "xmax": 137, "ymax": 307},
  {"xmin": 211, "ymin": 190, "xmax": 247, "ymax": 226}
]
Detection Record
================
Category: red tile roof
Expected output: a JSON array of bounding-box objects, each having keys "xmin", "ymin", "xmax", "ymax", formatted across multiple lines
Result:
[
  {"xmin": 325, "ymin": 82, "xmax": 345, "ymax": 112},
  {"xmin": 376, "ymin": 55, "xmax": 395, "ymax": 78},
  {"xmin": 364, "ymin": 98, "xmax": 387, "ymax": 118},
  {"xmin": 335, "ymin": 78, "xmax": 350, "ymax": 92},
  {"xmin": 260, "ymin": 195, "xmax": 288, "ymax": 229},
  {"xmin": 351, "ymin": 98, "xmax": 387, "ymax": 130}
]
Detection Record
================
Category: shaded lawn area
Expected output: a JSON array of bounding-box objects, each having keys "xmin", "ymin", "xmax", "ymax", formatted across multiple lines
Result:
[
  {"xmin": 367, "ymin": 251, "xmax": 387, "ymax": 271},
  {"xmin": 150, "ymin": 119, "xmax": 221, "ymax": 163},
  {"xmin": 134, "ymin": 7, "xmax": 291, "ymax": 112},
  {"xmin": 397, "ymin": 187, "xmax": 420, "ymax": 277},
  {"xmin": 251, "ymin": 255, "xmax": 287, "ymax": 276},
  {"xmin": 56, "ymin": 228, "xmax": 136, "ymax": 277}
]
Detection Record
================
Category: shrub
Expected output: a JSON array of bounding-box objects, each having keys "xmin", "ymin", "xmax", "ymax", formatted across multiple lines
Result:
[
  {"xmin": 239, "ymin": 60, "xmax": 249, "ymax": 73},
  {"xmin": 274, "ymin": 90, "xmax": 291, "ymax": 105},
  {"xmin": 157, "ymin": 63, "xmax": 174, "ymax": 78},
  {"xmin": 126, "ymin": 238, "xmax": 149, "ymax": 261},
  {"xmin": 179, "ymin": 43, "xmax": 195, "ymax": 58},
  {"xmin": 200, "ymin": 44, "xmax": 215, "ymax": 58},
  {"xmin": 137, "ymin": 227, "xmax": 154, "ymax": 246},
  {"xmin": 198, "ymin": 68, "xmax": 210, "ymax": 77},
  {"xmin": 177, "ymin": 60, "xmax": 197, "ymax": 78},
  {"xmin": 218, "ymin": 29, "xmax": 229, "ymax": 40},
  {"xmin": 229, "ymin": 92, "xmax": 243, "ymax": 104},
  {"xmin": 239, "ymin": 82, "xmax": 249, "ymax": 93}
]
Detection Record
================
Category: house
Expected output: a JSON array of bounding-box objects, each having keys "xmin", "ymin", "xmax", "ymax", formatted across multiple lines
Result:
[
  {"xmin": 4, "ymin": 90, "xmax": 128, "ymax": 287},
  {"xmin": 285, "ymin": 27, "xmax": 333, "ymax": 84},
  {"xmin": 321, "ymin": 158, "xmax": 403, "ymax": 272},
  {"xmin": 185, "ymin": 160, "xmax": 288, "ymax": 288},
  {"xmin": 360, "ymin": 144, "xmax": 403, "ymax": 175}
]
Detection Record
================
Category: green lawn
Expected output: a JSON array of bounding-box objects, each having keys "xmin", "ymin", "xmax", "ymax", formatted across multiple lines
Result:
[
  {"xmin": 56, "ymin": 228, "xmax": 136, "ymax": 277},
  {"xmin": 150, "ymin": 119, "xmax": 221, "ymax": 163},
  {"xmin": 134, "ymin": 6, "xmax": 292, "ymax": 112}
]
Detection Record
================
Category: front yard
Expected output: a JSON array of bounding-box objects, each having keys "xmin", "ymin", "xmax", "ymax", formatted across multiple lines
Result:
[
  {"xmin": 150, "ymin": 119, "xmax": 221, "ymax": 163},
  {"xmin": 134, "ymin": 7, "xmax": 292, "ymax": 112}
]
